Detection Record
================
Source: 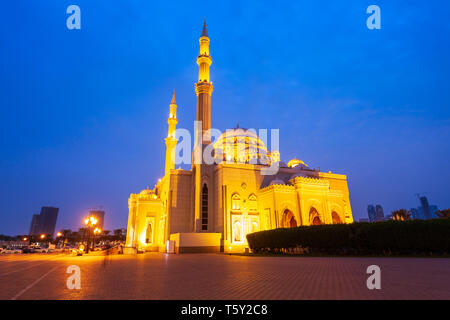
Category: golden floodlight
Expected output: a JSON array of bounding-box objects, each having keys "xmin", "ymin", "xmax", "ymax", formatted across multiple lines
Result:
[
  {"xmin": 23, "ymin": 237, "xmax": 28, "ymax": 241},
  {"xmin": 40, "ymin": 234, "xmax": 45, "ymax": 239},
  {"xmin": 56, "ymin": 232, "xmax": 62, "ymax": 237},
  {"xmin": 89, "ymin": 216, "xmax": 98, "ymax": 225},
  {"xmin": 84, "ymin": 215, "xmax": 98, "ymax": 226}
]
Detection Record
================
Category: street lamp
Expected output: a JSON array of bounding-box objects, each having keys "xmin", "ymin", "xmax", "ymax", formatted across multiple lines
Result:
[
  {"xmin": 93, "ymin": 228, "xmax": 101, "ymax": 248},
  {"xmin": 84, "ymin": 215, "xmax": 98, "ymax": 253},
  {"xmin": 56, "ymin": 232, "xmax": 62, "ymax": 248}
]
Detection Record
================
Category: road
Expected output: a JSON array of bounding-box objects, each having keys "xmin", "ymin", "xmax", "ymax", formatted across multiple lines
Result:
[{"xmin": 0, "ymin": 253, "xmax": 449, "ymax": 300}]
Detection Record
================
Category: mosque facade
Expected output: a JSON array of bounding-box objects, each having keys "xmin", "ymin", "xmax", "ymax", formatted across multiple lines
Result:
[{"xmin": 125, "ymin": 23, "xmax": 354, "ymax": 254}]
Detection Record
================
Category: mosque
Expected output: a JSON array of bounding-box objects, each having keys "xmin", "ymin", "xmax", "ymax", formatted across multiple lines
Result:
[{"xmin": 125, "ymin": 22, "xmax": 354, "ymax": 254}]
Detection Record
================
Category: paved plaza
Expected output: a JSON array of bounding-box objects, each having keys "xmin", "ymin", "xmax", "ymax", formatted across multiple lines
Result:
[{"xmin": 0, "ymin": 253, "xmax": 449, "ymax": 300}]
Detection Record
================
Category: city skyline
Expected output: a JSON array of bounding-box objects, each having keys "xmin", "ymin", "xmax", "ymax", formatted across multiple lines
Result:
[{"xmin": 1, "ymin": 1, "xmax": 450, "ymax": 235}]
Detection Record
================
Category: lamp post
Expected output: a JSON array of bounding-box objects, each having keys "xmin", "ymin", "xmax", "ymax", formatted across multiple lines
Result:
[
  {"xmin": 56, "ymin": 232, "xmax": 62, "ymax": 248},
  {"xmin": 93, "ymin": 228, "xmax": 101, "ymax": 249},
  {"xmin": 84, "ymin": 216, "xmax": 98, "ymax": 253}
]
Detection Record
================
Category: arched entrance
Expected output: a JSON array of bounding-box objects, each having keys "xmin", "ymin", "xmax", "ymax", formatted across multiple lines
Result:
[
  {"xmin": 332, "ymin": 211, "xmax": 342, "ymax": 224},
  {"xmin": 310, "ymin": 207, "xmax": 322, "ymax": 225},
  {"xmin": 282, "ymin": 209, "xmax": 297, "ymax": 228},
  {"xmin": 145, "ymin": 223, "xmax": 153, "ymax": 244}
]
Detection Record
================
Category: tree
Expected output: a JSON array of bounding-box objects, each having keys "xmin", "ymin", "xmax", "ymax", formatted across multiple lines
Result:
[
  {"xmin": 62, "ymin": 229, "xmax": 71, "ymax": 237},
  {"xmin": 436, "ymin": 209, "xmax": 450, "ymax": 219},
  {"xmin": 392, "ymin": 209, "xmax": 411, "ymax": 221},
  {"xmin": 113, "ymin": 229, "xmax": 125, "ymax": 241}
]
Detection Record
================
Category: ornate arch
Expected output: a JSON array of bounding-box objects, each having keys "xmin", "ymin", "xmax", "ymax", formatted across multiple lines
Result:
[
  {"xmin": 331, "ymin": 211, "xmax": 342, "ymax": 224},
  {"xmin": 309, "ymin": 207, "xmax": 322, "ymax": 225},
  {"xmin": 330, "ymin": 203, "xmax": 344, "ymax": 224},
  {"xmin": 278, "ymin": 202, "xmax": 297, "ymax": 227},
  {"xmin": 281, "ymin": 209, "xmax": 298, "ymax": 228}
]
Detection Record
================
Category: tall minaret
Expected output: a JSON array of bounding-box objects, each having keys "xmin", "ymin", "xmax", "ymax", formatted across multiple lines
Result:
[
  {"xmin": 164, "ymin": 91, "xmax": 178, "ymax": 175},
  {"xmin": 195, "ymin": 20, "xmax": 213, "ymax": 143},
  {"xmin": 193, "ymin": 21, "xmax": 214, "ymax": 233}
]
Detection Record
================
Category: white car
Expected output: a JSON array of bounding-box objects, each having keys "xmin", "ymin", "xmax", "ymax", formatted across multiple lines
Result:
[
  {"xmin": 3, "ymin": 248, "xmax": 22, "ymax": 254},
  {"xmin": 34, "ymin": 247, "xmax": 49, "ymax": 253}
]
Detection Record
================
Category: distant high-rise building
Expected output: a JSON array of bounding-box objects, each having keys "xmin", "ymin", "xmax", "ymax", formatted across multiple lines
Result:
[
  {"xmin": 367, "ymin": 205, "xmax": 376, "ymax": 222},
  {"xmin": 28, "ymin": 206, "xmax": 59, "ymax": 237},
  {"xmin": 420, "ymin": 196, "xmax": 431, "ymax": 220},
  {"xmin": 429, "ymin": 205, "xmax": 439, "ymax": 219},
  {"xmin": 89, "ymin": 210, "xmax": 105, "ymax": 230},
  {"xmin": 417, "ymin": 207, "xmax": 426, "ymax": 219},
  {"xmin": 411, "ymin": 196, "xmax": 439, "ymax": 220},
  {"xmin": 29, "ymin": 214, "xmax": 41, "ymax": 235},
  {"xmin": 375, "ymin": 205, "xmax": 384, "ymax": 222},
  {"xmin": 39, "ymin": 207, "xmax": 59, "ymax": 236},
  {"xmin": 410, "ymin": 208, "xmax": 420, "ymax": 219}
]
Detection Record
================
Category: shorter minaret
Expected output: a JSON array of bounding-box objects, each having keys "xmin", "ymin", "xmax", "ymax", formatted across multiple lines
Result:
[{"xmin": 164, "ymin": 91, "xmax": 178, "ymax": 175}]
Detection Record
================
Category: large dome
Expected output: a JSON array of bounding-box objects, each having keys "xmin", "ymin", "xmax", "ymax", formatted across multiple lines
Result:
[{"xmin": 213, "ymin": 127, "xmax": 280, "ymax": 164}]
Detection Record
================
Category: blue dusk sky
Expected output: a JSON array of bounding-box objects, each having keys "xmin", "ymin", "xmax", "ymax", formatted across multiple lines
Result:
[{"xmin": 0, "ymin": 1, "xmax": 449, "ymax": 235}]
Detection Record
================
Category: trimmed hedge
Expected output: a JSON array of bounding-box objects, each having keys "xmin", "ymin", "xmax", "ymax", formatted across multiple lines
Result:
[{"xmin": 246, "ymin": 219, "xmax": 450, "ymax": 256}]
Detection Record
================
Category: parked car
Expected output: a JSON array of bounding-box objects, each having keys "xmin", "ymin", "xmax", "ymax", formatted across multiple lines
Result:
[
  {"xmin": 34, "ymin": 247, "xmax": 49, "ymax": 253},
  {"xmin": 3, "ymin": 247, "xmax": 22, "ymax": 254},
  {"xmin": 21, "ymin": 247, "xmax": 35, "ymax": 253}
]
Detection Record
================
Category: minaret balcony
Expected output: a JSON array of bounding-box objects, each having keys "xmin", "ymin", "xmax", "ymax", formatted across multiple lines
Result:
[
  {"xmin": 195, "ymin": 82, "xmax": 214, "ymax": 95},
  {"xmin": 196, "ymin": 55, "xmax": 212, "ymax": 65}
]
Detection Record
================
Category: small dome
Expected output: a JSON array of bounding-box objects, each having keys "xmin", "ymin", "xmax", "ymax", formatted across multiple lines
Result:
[
  {"xmin": 269, "ymin": 178, "xmax": 285, "ymax": 186},
  {"xmin": 139, "ymin": 188, "xmax": 153, "ymax": 195},
  {"xmin": 287, "ymin": 158, "xmax": 308, "ymax": 168}
]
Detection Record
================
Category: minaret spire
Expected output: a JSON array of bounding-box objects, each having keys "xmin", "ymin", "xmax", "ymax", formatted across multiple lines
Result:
[
  {"xmin": 170, "ymin": 90, "xmax": 176, "ymax": 105},
  {"xmin": 195, "ymin": 21, "xmax": 213, "ymax": 143},
  {"xmin": 201, "ymin": 20, "xmax": 208, "ymax": 38},
  {"xmin": 164, "ymin": 91, "xmax": 178, "ymax": 175}
]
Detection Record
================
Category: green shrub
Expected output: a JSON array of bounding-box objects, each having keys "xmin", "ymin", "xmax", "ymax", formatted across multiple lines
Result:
[{"xmin": 246, "ymin": 219, "xmax": 450, "ymax": 256}]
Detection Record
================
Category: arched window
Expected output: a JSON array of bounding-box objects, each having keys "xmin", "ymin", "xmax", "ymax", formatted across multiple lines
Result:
[
  {"xmin": 251, "ymin": 221, "xmax": 259, "ymax": 233},
  {"xmin": 231, "ymin": 193, "xmax": 241, "ymax": 211},
  {"xmin": 332, "ymin": 211, "xmax": 342, "ymax": 224},
  {"xmin": 233, "ymin": 221, "xmax": 242, "ymax": 242},
  {"xmin": 201, "ymin": 184, "xmax": 208, "ymax": 230},
  {"xmin": 248, "ymin": 194, "xmax": 257, "ymax": 212},
  {"xmin": 145, "ymin": 223, "xmax": 153, "ymax": 244}
]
